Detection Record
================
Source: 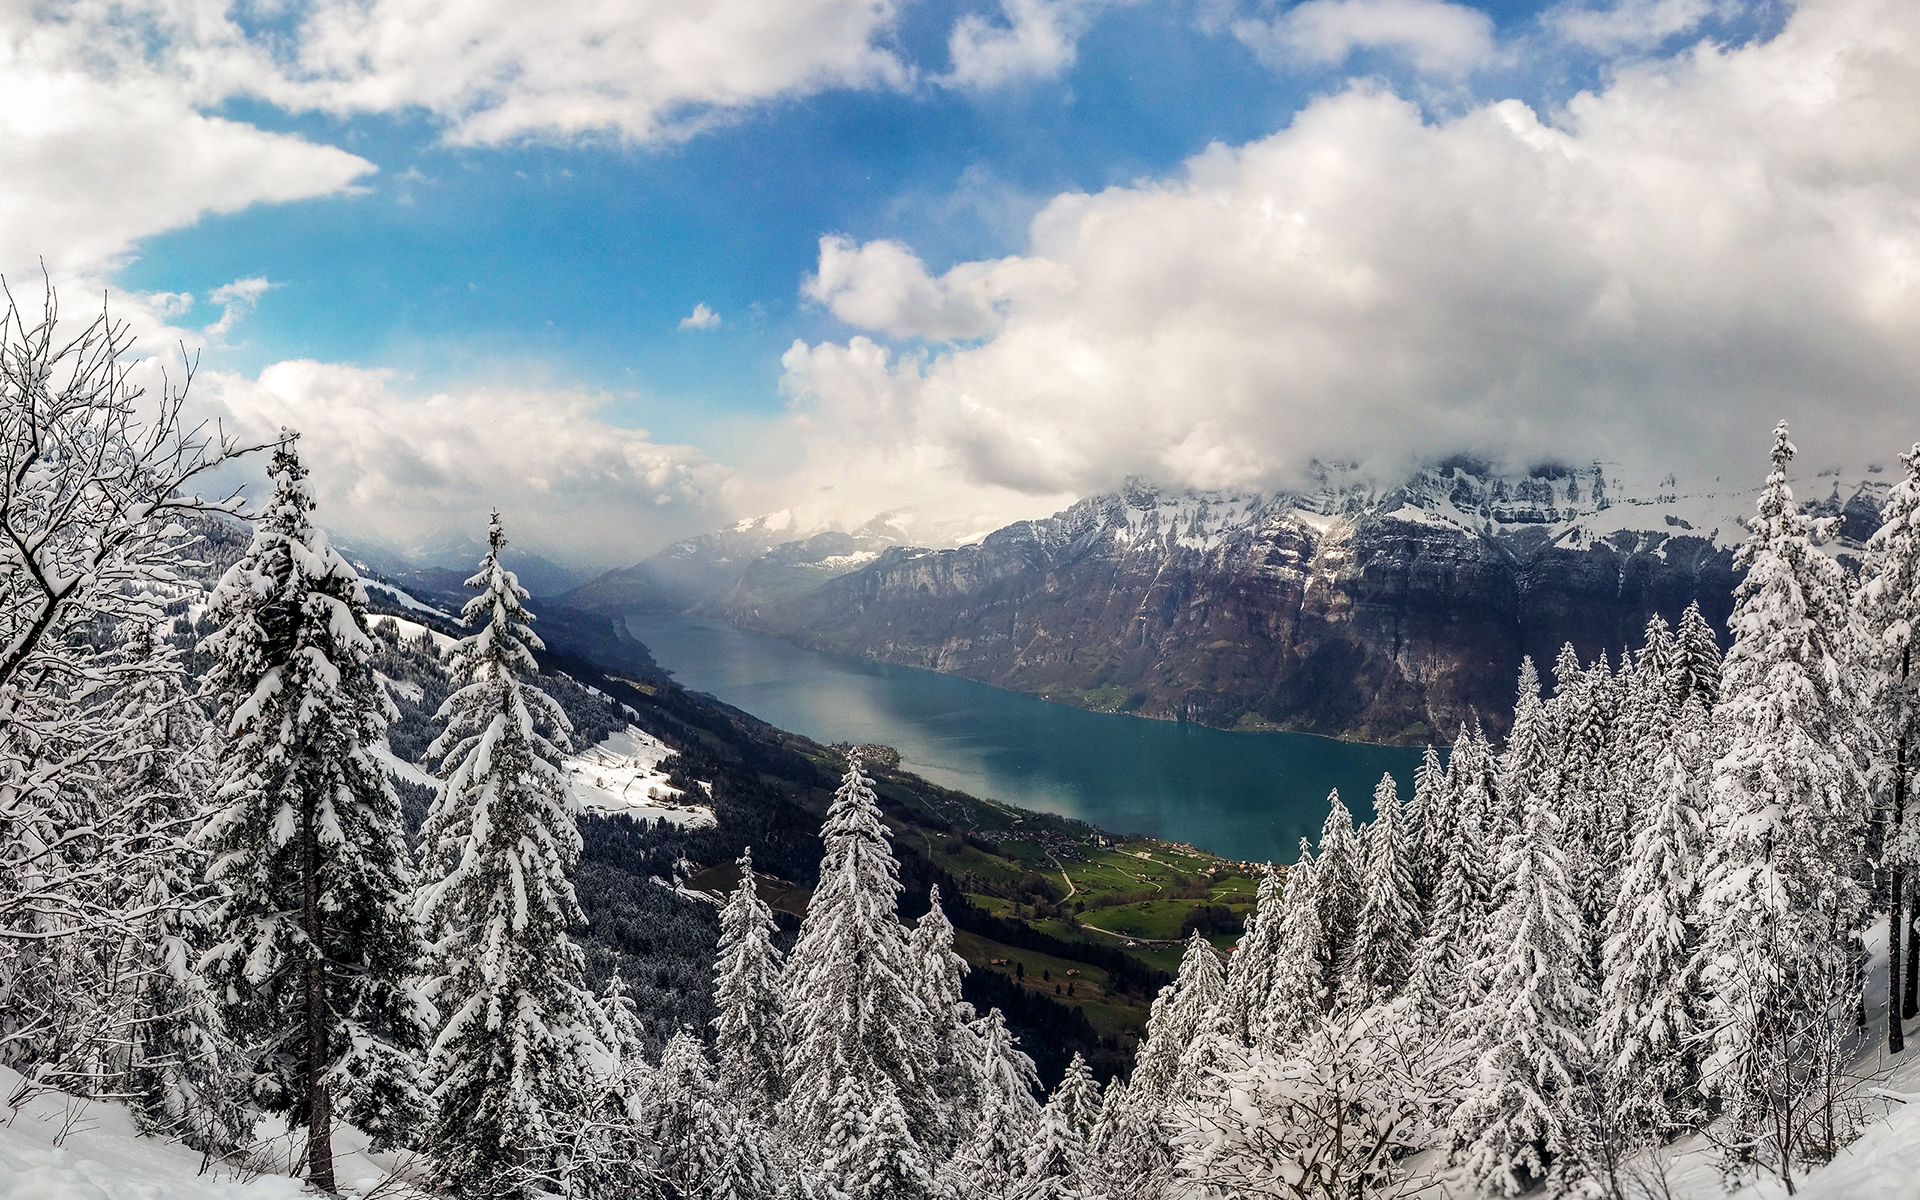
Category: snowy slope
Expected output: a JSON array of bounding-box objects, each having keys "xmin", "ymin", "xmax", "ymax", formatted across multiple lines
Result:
[
  {"xmin": 565, "ymin": 724, "xmax": 715, "ymax": 829},
  {"xmin": 0, "ymin": 1068, "xmax": 417, "ymax": 1200}
]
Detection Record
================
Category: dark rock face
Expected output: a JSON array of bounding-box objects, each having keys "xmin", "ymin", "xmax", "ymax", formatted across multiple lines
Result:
[{"xmin": 728, "ymin": 474, "xmax": 1752, "ymax": 744}]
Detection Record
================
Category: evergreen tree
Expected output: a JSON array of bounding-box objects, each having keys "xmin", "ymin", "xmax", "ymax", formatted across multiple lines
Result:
[
  {"xmin": 910, "ymin": 886, "xmax": 982, "ymax": 1148},
  {"xmin": 1261, "ymin": 846, "xmax": 1329, "ymax": 1050},
  {"xmin": 198, "ymin": 440, "xmax": 431, "ymax": 1190},
  {"xmin": 1344, "ymin": 773, "xmax": 1421, "ymax": 1008},
  {"xmin": 1131, "ymin": 930, "xmax": 1226, "ymax": 1102},
  {"xmin": 714, "ymin": 848, "xmax": 788, "ymax": 1113},
  {"xmin": 1672, "ymin": 600, "xmax": 1723, "ymax": 714},
  {"xmin": 1407, "ymin": 745, "xmax": 1448, "ymax": 909},
  {"xmin": 640, "ymin": 1029, "xmax": 783, "ymax": 1200},
  {"xmin": 108, "ymin": 628, "xmax": 243, "ymax": 1149},
  {"xmin": 598, "ymin": 968, "xmax": 647, "ymax": 1068},
  {"xmin": 1407, "ymin": 745, "xmax": 1494, "ymax": 1020},
  {"xmin": 1858, "ymin": 443, "xmax": 1920, "ymax": 1049},
  {"xmin": 1595, "ymin": 700, "xmax": 1709, "ymax": 1133},
  {"xmin": 1018, "ymin": 1060, "xmax": 1095, "ymax": 1200},
  {"xmin": 1312, "ymin": 791, "xmax": 1363, "ymax": 989},
  {"xmin": 1699, "ymin": 423, "xmax": 1872, "ymax": 1150},
  {"xmin": 1223, "ymin": 863, "xmax": 1286, "ymax": 1043},
  {"xmin": 782, "ymin": 756, "xmax": 932, "ymax": 1143},
  {"xmin": 1450, "ymin": 783, "xmax": 1595, "ymax": 1197},
  {"xmin": 414, "ymin": 512, "xmax": 615, "ymax": 1197},
  {"xmin": 1497, "ymin": 658, "xmax": 1553, "ymax": 833},
  {"xmin": 850, "ymin": 1080, "xmax": 936, "ymax": 1200},
  {"xmin": 957, "ymin": 1006, "xmax": 1044, "ymax": 1199}
]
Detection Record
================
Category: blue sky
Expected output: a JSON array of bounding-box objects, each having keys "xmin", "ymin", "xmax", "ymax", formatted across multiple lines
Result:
[
  {"xmin": 119, "ymin": 0, "xmax": 1757, "ymax": 440},
  {"xmin": 2, "ymin": 0, "xmax": 1902, "ymax": 566}
]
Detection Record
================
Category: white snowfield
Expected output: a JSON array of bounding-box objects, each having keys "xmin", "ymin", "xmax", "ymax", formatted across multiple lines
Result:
[
  {"xmin": 0, "ymin": 1068, "xmax": 418, "ymax": 1200},
  {"xmin": 564, "ymin": 724, "xmax": 716, "ymax": 829},
  {"xmin": 367, "ymin": 615, "xmax": 455, "ymax": 655}
]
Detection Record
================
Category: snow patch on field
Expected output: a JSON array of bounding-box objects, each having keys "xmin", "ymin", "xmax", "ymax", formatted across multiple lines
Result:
[
  {"xmin": 368, "ymin": 615, "xmax": 455, "ymax": 655},
  {"xmin": 566, "ymin": 725, "xmax": 715, "ymax": 829},
  {"xmin": 363, "ymin": 580, "xmax": 453, "ymax": 621}
]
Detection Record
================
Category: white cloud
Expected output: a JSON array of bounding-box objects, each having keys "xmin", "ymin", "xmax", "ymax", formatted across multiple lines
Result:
[
  {"xmin": 1234, "ymin": 0, "xmax": 1499, "ymax": 76},
  {"xmin": 941, "ymin": 0, "xmax": 1119, "ymax": 90},
  {"xmin": 679, "ymin": 303, "xmax": 723, "ymax": 330},
  {"xmin": 203, "ymin": 277, "xmax": 274, "ymax": 340},
  {"xmin": 803, "ymin": 236, "xmax": 1075, "ymax": 340},
  {"xmin": 203, "ymin": 361, "xmax": 738, "ymax": 564},
  {"xmin": 1547, "ymin": 0, "xmax": 1728, "ymax": 53},
  {"xmin": 0, "ymin": 36, "xmax": 373, "ymax": 281},
  {"xmin": 781, "ymin": 0, "xmax": 1920, "ymax": 511}
]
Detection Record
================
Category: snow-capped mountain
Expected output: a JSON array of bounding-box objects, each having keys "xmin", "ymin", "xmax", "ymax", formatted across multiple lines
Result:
[{"xmin": 566, "ymin": 459, "xmax": 1889, "ymax": 745}]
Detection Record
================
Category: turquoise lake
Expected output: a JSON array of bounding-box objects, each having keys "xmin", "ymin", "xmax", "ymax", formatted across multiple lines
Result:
[{"xmin": 624, "ymin": 613, "xmax": 1427, "ymax": 865}]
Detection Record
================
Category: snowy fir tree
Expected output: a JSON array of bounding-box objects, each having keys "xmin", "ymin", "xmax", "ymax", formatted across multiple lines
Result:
[
  {"xmin": 1407, "ymin": 756, "xmax": 1493, "ymax": 1020},
  {"xmin": 598, "ymin": 967, "xmax": 648, "ymax": 1069},
  {"xmin": 1130, "ymin": 930, "xmax": 1227, "ymax": 1103},
  {"xmin": 910, "ymin": 885, "xmax": 984, "ymax": 1147},
  {"xmin": 1262, "ymin": 845, "xmax": 1330, "ymax": 1049},
  {"xmin": 1344, "ymin": 773, "xmax": 1421, "ymax": 1008},
  {"xmin": 956, "ymin": 1006, "xmax": 1045, "ymax": 1198},
  {"xmin": 1672, "ymin": 601, "xmax": 1724, "ymax": 714},
  {"xmin": 1407, "ymin": 744, "xmax": 1448, "ymax": 904},
  {"xmin": 1497, "ymin": 658, "xmax": 1553, "ymax": 834},
  {"xmin": 413, "ymin": 511, "xmax": 616, "ymax": 1197},
  {"xmin": 198, "ymin": 438, "xmax": 431, "ymax": 1190},
  {"xmin": 1858, "ymin": 443, "xmax": 1920, "ymax": 1048},
  {"xmin": 1312, "ymin": 792, "xmax": 1364, "ymax": 991},
  {"xmin": 781, "ymin": 755, "xmax": 933, "ymax": 1143},
  {"xmin": 1223, "ymin": 862, "xmax": 1286, "ymax": 1043},
  {"xmin": 1698, "ymin": 423, "xmax": 1872, "ymax": 1155},
  {"xmin": 1017, "ymin": 1056, "xmax": 1096, "ymax": 1200},
  {"xmin": 1450, "ymin": 780, "xmax": 1595, "ymax": 1197},
  {"xmin": 713, "ymin": 847, "xmax": 788, "ymax": 1113},
  {"xmin": 1594, "ymin": 699, "xmax": 1710, "ymax": 1134}
]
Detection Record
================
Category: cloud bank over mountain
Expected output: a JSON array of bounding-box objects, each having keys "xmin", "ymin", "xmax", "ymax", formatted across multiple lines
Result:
[{"xmin": 784, "ymin": 0, "xmax": 1920, "ymax": 521}]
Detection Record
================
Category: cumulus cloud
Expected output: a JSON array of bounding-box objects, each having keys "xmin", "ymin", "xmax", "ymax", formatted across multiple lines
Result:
[
  {"xmin": 203, "ymin": 361, "xmax": 737, "ymax": 564},
  {"xmin": 679, "ymin": 303, "xmax": 723, "ymax": 330},
  {"xmin": 1234, "ymin": 0, "xmax": 1498, "ymax": 75},
  {"xmin": 0, "ymin": 26, "xmax": 373, "ymax": 281},
  {"xmin": 782, "ymin": 0, "xmax": 1920, "ymax": 510},
  {"xmin": 941, "ymin": 0, "xmax": 1120, "ymax": 90}
]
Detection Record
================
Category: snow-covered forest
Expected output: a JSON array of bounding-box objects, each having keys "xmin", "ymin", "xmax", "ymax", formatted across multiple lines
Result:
[{"xmin": 5, "ymin": 296, "xmax": 1920, "ymax": 1200}]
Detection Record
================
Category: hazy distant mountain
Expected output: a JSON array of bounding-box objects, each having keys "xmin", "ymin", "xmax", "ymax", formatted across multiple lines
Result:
[{"xmin": 345, "ymin": 535, "xmax": 595, "ymax": 600}]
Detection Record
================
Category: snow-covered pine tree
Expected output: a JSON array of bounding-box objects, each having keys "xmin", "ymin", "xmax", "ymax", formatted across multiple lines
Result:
[
  {"xmin": 198, "ymin": 439, "xmax": 431, "ymax": 1191},
  {"xmin": 1017, "ymin": 1058, "xmax": 1095, "ymax": 1200},
  {"xmin": 1698, "ymin": 424, "xmax": 1872, "ymax": 1161},
  {"xmin": 640, "ymin": 1029, "xmax": 783, "ymax": 1200},
  {"xmin": 104, "ymin": 628, "xmax": 242, "ymax": 1148},
  {"xmin": 1312, "ymin": 791, "xmax": 1363, "ymax": 991},
  {"xmin": 1595, "ymin": 698, "xmax": 1710, "ymax": 1133},
  {"xmin": 1406, "ymin": 745, "xmax": 1494, "ymax": 1022},
  {"xmin": 598, "ymin": 967, "xmax": 647, "ymax": 1068},
  {"xmin": 1087, "ymin": 1074, "xmax": 1170, "ymax": 1200},
  {"xmin": 714, "ymin": 848, "xmax": 788, "ymax": 1113},
  {"xmin": 1130, "ymin": 930, "xmax": 1227, "ymax": 1103},
  {"xmin": 1051, "ymin": 1051, "xmax": 1103, "ymax": 1137},
  {"xmin": 1223, "ymin": 862, "xmax": 1286, "ymax": 1044},
  {"xmin": 1857, "ymin": 443, "xmax": 1920, "ymax": 1050},
  {"xmin": 1497, "ymin": 659, "xmax": 1553, "ymax": 837},
  {"xmin": 413, "ymin": 511, "xmax": 615, "ymax": 1198},
  {"xmin": 909, "ymin": 885, "xmax": 983, "ymax": 1149},
  {"xmin": 1672, "ymin": 600, "xmax": 1724, "ymax": 715},
  {"xmin": 851, "ymin": 1080, "xmax": 937, "ymax": 1200},
  {"xmin": 1343, "ymin": 773, "xmax": 1421, "ymax": 1008},
  {"xmin": 1261, "ymin": 845, "xmax": 1329, "ymax": 1051},
  {"xmin": 954, "ymin": 1006, "xmax": 1045, "ymax": 1199},
  {"xmin": 1450, "ymin": 778, "xmax": 1595, "ymax": 1197},
  {"xmin": 782, "ymin": 755, "xmax": 933, "ymax": 1145},
  {"xmin": 1551, "ymin": 652, "xmax": 1621, "ymax": 940},
  {"xmin": 1406, "ymin": 745, "xmax": 1447, "ymax": 911}
]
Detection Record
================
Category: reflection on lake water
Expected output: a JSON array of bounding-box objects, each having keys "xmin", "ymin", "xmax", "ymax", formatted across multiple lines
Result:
[{"xmin": 625, "ymin": 613, "xmax": 1429, "ymax": 865}]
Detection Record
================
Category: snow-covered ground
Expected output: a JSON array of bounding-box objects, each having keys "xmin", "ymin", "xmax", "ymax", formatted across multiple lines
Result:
[
  {"xmin": 565, "ymin": 724, "xmax": 715, "ymax": 829},
  {"xmin": 0, "ymin": 1068, "xmax": 419, "ymax": 1200},
  {"xmin": 367, "ymin": 615, "xmax": 455, "ymax": 655},
  {"xmin": 362, "ymin": 581, "xmax": 454, "ymax": 622}
]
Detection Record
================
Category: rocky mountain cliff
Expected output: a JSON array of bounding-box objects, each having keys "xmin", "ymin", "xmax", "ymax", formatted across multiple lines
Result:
[{"xmin": 561, "ymin": 462, "xmax": 1889, "ymax": 745}]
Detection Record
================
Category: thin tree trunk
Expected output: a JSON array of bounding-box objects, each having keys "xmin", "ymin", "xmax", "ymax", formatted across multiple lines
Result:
[
  {"xmin": 1894, "ymin": 718, "xmax": 1907, "ymax": 1053},
  {"xmin": 304, "ymin": 792, "xmax": 336, "ymax": 1194}
]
